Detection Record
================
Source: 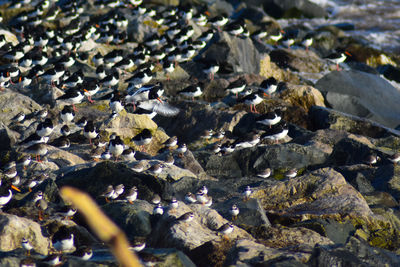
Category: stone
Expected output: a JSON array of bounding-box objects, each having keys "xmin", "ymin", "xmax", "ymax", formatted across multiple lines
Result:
[
  {"xmin": 0, "ymin": 124, "xmax": 19, "ymax": 153},
  {"xmin": 309, "ymin": 105, "xmax": 398, "ymax": 138},
  {"xmin": 154, "ymin": 101, "xmax": 246, "ymax": 145},
  {"xmin": 148, "ymin": 201, "xmax": 251, "ymax": 251},
  {"xmin": 0, "ymin": 91, "xmax": 42, "ymax": 128},
  {"xmin": 226, "ymin": 238, "xmax": 311, "ymax": 265},
  {"xmin": 201, "ymin": 31, "xmax": 261, "ymax": 74},
  {"xmin": 262, "ymin": 0, "xmax": 328, "ymax": 18},
  {"xmin": 100, "ymin": 112, "xmax": 170, "ymax": 155},
  {"xmin": 278, "ymin": 84, "xmax": 325, "ymax": 112},
  {"xmin": 47, "ymin": 146, "xmax": 86, "ymax": 168},
  {"xmin": 270, "ymin": 49, "xmax": 324, "ymax": 73},
  {"xmin": 315, "ymin": 70, "xmax": 400, "ymax": 128},
  {"xmin": 56, "ymin": 161, "xmax": 173, "ymax": 203},
  {"xmin": 0, "ymin": 213, "xmax": 50, "ymax": 255},
  {"xmin": 252, "ymin": 168, "xmax": 374, "ymax": 220},
  {"xmin": 102, "ymin": 201, "xmax": 153, "ymax": 241}
]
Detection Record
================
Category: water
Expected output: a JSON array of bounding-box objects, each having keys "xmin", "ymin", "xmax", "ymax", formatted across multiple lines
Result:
[{"xmin": 282, "ymin": 0, "xmax": 400, "ymax": 54}]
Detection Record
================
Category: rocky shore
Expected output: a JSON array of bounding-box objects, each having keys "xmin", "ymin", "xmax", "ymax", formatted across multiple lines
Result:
[{"xmin": 1, "ymin": 0, "xmax": 400, "ymax": 266}]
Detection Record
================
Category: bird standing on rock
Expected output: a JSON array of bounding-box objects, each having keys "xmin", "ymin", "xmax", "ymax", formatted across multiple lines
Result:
[{"xmin": 109, "ymin": 135, "xmax": 124, "ymax": 161}]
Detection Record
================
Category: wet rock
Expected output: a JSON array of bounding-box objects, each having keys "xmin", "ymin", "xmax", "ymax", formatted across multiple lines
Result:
[
  {"xmin": 262, "ymin": 0, "xmax": 328, "ymax": 19},
  {"xmin": 201, "ymin": 31, "xmax": 261, "ymax": 74},
  {"xmin": 309, "ymin": 106, "xmax": 397, "ymax": 138},
  {"xmin": 0, "ymin": 213, "xmax": 50, "ymax": 255},
  {"xmin": 336, "ymin": 165, "xmax": 376, "ymax": 194},
  {"xmin": 102, "ymin": 201, "xmax": 153, "ymax": 241},
  {"xmin": 377, "ymin": 64, "xmax": 400, "ymax": 83},
  {"xmin": 293, "ymin": 218, "xmax": 355, "ymax": 245},
  {"xmin": 315, "ymin": 70, "xmax": 400, "ymax": 128},
  {"xmin": 309, "ymin": 236, "xmax": 400, "ymax": 267},
  {"xmin": 141, "ymin": 248, "xmax": 196, "ymax": 267},
  {"xmin": 226, "ymin": 238, "xmax": 312, "ymax": 265}
]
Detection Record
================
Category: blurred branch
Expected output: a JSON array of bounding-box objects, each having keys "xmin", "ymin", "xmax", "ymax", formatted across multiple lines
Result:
[{"xmin": 60, "ymin": 186, "xmax": 142, "ymax": 267}]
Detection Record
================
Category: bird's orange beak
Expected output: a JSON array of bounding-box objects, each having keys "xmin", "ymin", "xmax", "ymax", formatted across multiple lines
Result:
[
  {"xmin": 11, "ymin": 185, "xmax": 21, "ymax": 192},
  {"xmin": 345, "ymin": 51, "xmax": 352, "ymax": 56},
  {"xmin": 280, "ymin": 30, "xmax": 285, "ymax": 34},
  {"xmin": 157, "ymin": 97, "xmax": 163, "ymax": 103},
  {"xmin": 84, "ymin": 89, "xmax": 89, "ymax": 93},
  {"xmin": 18, "ymin": 77, "xmax": 22, "ymax": 83}
]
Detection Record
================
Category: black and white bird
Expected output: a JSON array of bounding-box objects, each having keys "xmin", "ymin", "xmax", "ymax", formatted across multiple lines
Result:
[
  {"xmin": 178, "ymin": 83, "xmax": 203, "ymax": 101},
  {"xmin": 257, "ymin": 168, "xmax": 272, "ymax": 178},
  {"xmin": 60, "ymin": 105, "xmax": 75, "ymax": 124},
  {"xmin": 218, "ymin": 222, "xmax": 234, "ymax": 239},
  {"xmin": 226, "ymin": 78, "xmax": 246, "ymax": 98},
  {"xmin": 131, "ymin": 129, "xmax": 152, "ymax": 151},
  {"xmin": 109, "ymin": 135, "xmax": 124, "ymax": 161},
  {"xmin": 56, "ymin": 88, "xmax": 85, "ymax": 111},
  {"xmin": 239, "ymin": 90, "xmax": 265, "ymax": 113},
  {"xmin": 326, "ymin": 51, "xmax": 351, "ymax": 71},
  {"xmin": 83, "ymin": 120, "xmax": 98, "ymax": 145},
  {"xmin": 36, "ymin": 118, "xmax": 54, "ymax": 137},
  {"xmin": 52, "ymin": 226, "xmax": 74, "ymax": 252},
  {"xmin": 121, "ymin": 147, "xmax": 136, "ymax": 161},
  {"xmin": 260, "ymin": 77, "xmax": 278, "ymax": 96},
  {"xmin": 72, "ymin": 246, "xmax": 93, "ymax": 260},
  {"xmin": 229, "ymin": 204, "xmax": 239, "ymax": 220},
  {"xmin": 125, "ymin": 186, "xmax": 138, "ymax": 203},
  {"xmin": 256, "ymin": 109, "xmax": 282, "ymax": 128},
  {"xmin": 242, "ymin": 186, "xmax": 252, "ymax": 201}
]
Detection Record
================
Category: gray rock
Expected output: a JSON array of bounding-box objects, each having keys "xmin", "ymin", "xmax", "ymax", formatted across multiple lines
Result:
[
  {"xmin": 262, "ymin": 0, "xmax": 328, "ymax": 18},
  {"xmin": 0, "ymin": 213, "xmax": 50, "ymax": 255},
  {"xmin": 56, "ymin": 161, "xmax": 173, "ymax": 203},
  {"xmin": 201, "ymin": 31, "xmax": 260, "ymax": 74},
  {"xmin": 0, "ymin": 91, "xmax": 42, "ymax": 127},
  {"xmin": 309, "ymin": 105, "xmax": 400, "ymax": 138},
  {"xmin": 102, "ymin": 201, "xmax": 153, "ymax": 241},
  {"xmin": 0, "ymin": 124, "xmax": 19, "ymax": 153},
  {"xmin": 309, "ymin": 237, "xmax": 400, "ymax": 267},
  {"xmin": 315, "ymin": 70, "xmax": 400, "ymax": 128}
]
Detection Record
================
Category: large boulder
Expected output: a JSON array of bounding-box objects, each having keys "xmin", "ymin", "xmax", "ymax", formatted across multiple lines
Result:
[
  {"xmin": 149, "ymin": 201, "xmax": 251, "ymax": 251},
  {"xmin": 252, "ymin": 168, "xmax": 374, "ymax": 220},
  {"xmin": 102, "ymin": 201, "xmax": 153, "ymax": 241},
  {"xmin": 154, "ymin": 101, "xmax": 246, "ymax": 145},
  {"xmin": 201, "ymin": 31, "xmax": 261, "ymax": 74},
  {"xmin": 0, "ymin": 213, "xmax": 50, "ymax": 255},
  {"xmin": 56, "ymin": 161, "xmax": 173, "ymax": 203},
  {"xmin": 0, "ymin": 91, "xmax": 42, "ymax": 127},
  {"xmin": 100, "ymin": 112, "xmax": 169, "ymax": 155},
  {"xmin": 261, "ymin": 0, "xmax": 327, "ymax": 18},
  {"xmin": 315, "ymin": 70, "xmax": 400, "ymax": 128},
  {"xmin": 309, "ymin": 105, "xmax": 399, "ymax": 138}
]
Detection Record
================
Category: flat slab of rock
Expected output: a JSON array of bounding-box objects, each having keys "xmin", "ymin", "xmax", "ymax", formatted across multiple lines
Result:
[{"xmin": 315, "ymin": 70, "xmax": 400, "ymax": 128}]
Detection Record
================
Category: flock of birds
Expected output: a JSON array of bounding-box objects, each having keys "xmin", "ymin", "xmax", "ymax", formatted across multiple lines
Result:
[{"xmin": 1, "ymin": 0, "xmax": 400, "ymax": 266}]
